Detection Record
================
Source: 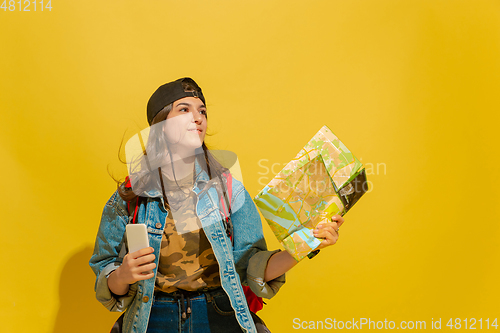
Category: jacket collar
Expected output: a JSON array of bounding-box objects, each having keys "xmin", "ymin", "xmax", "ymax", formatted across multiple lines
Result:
[{"xmin": 140, "ymin": 158, "xmax": 210, "ymax": 198}]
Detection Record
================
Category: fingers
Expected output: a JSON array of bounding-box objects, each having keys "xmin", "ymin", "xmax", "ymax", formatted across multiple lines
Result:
[
  {"xmin": 313, "ymin": 222, "xmax": 338, "ymax": 249},
  {"xmin": 313, "ymin": 222, "xmax": 336, "ymax": 238},
  {"xmin": 130, "ymin": 247, "xmax": 154, "ymax": 259},
  {"xmin": 134, "ymin": 262, "xmax": 156, "ymax": 280},
  {"xmin": 313, "ymin": 216, "xmax": 345, "ymax": 249},
  {"xmin": 130, "ymin": 261, "xmax": 156, "ymax": 274},
  {"xmin": 331, "ymin": 214, "xmax": 344, "ymax": 228},
  {"xmin": 124, "ymin": 248, "xmax": 155, "ymax": 268},
  {"xmin": 120, "ymin": 259, "xmax": 156, "ymax": 283},
  {"xmin": 126, "ymin": 253, "xmax": 156, "ymax": 269},
  {"xmin": 135, "ymin": 271, "xmax": 155, "ymax": 281},
  {"xmin": 128, "ymin": 247, "xmax": 155, "ymax": 267},
  {"xmin": 119, "ymin": 247, "xmax": 156, "ymax": 284}
]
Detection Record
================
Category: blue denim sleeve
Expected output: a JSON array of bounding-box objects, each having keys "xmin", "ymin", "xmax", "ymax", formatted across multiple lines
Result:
[
  {"xmin": 89, "ymin": 191, "xmax": 138, "ymax": 312},
  {"xmin": 230, "ymin": 181, "xmax": 286, "ymax": 299}
]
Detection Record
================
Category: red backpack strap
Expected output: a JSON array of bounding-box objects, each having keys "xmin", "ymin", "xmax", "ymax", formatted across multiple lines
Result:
[
  {"xmin": 128, "ymin": 196, "xmax": 140, "ymax": 224},
  {"xmin": 243, "ymin": 285, "xmax": 264, "ymax": 313},
  {"xmin": 124, "ymin": 176, "xmax": 140, "ymax": 224}
]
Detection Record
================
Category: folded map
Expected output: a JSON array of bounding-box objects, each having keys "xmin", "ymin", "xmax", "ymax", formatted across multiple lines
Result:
[{"xmin": 254, "ymin": 125, "xmax": 368, "ymax": 261}]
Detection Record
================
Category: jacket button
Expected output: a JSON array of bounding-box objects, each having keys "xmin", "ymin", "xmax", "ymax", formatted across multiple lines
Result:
[
  {"xmin": 142, "ymin": 296, "xmax": 149, "ymax": 303},
  {"xmin": 155, "ymin": 223, "xmax": 162, "ymax": 229}
]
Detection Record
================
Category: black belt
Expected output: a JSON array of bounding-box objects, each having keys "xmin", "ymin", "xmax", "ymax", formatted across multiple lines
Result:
[{"xmin": 154, "ymin": 287, "xmax": 224, "ymax": 320}]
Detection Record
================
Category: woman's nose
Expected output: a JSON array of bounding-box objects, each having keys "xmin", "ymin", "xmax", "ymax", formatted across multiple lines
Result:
[{"xmin": 192, "ymin": 111, "xmax": 203, "ymax": 123}]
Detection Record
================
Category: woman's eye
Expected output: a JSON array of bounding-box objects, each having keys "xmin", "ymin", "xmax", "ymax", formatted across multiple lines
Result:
[
  {"xmin": 200, "ymin": 110, "xmax": 207, "ymax": 115},
  {"xmin": 180, "ymin": 108, "xmax": 188, "ymax": 112}
]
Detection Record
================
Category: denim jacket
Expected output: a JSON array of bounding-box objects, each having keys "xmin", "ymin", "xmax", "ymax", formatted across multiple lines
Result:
[{"xmin": 89, "ymin": 163, "xmax": 286, "ymax": 333}]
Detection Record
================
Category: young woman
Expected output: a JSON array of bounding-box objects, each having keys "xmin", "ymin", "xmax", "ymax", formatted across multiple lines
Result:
[{"xmin": 89, "ymin": 78, "xmax": 344, "ymax": 333}]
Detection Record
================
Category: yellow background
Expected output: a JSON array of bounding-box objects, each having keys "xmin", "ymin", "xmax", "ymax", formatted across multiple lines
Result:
[{"xmin": 1, "ymin": 1, "xmax": 499, "ymax": 332}]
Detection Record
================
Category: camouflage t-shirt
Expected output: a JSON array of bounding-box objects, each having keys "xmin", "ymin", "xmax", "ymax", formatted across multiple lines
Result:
[{"xmin": 155, "ymin": 172, "xmax": 221, "ymax": 292}]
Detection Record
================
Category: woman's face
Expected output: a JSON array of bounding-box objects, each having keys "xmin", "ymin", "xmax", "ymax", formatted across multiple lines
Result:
[{"xmin": 163, "ymin": 96, "xmax": 207, "ymax": 151}]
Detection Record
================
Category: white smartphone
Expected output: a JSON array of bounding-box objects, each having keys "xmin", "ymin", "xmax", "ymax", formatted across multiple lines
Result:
[{"xmin": 126, "ymin": 224, "xmax": 150, "ymax": 254}]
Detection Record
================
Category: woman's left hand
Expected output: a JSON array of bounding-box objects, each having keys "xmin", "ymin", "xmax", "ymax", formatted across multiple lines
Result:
[{"xmin": 313, "ymin": 215, "xmax": 345, "ymax": 249}]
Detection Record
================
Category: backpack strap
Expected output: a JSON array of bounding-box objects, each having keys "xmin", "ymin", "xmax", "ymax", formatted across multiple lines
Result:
[
  {"xmin": 218, "ymin": 172, "xmax": 234, "ymax": 246},
  {"xmin": 124, "ymin": 176, "xmax": 141, "ymax": 224}
]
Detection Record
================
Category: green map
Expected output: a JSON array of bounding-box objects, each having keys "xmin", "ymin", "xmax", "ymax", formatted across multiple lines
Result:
[{"xmin": 254, "ymin": 125, "xmax": 368, "ymax": 261}]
